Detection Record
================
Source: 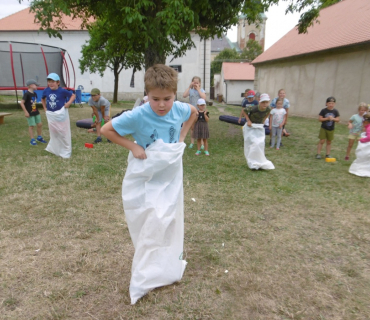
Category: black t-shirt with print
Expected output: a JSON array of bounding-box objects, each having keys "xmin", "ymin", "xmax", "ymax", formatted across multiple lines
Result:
[
  {"xmin": 22, "ymin": 91, "xmax": 39, "ymax": 116},
  {"xmin": 319, "ymin": 108, "xmax": 340, "ymax": 131}
]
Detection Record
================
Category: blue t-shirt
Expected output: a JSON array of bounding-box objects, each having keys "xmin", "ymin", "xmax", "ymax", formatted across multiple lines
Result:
[
  {"xmin": 112, "ymin": 101, "xmax": 191, "ymax": 148},
  {"xmin": 42, "ymin": 87, "xmax": 73, "ymax": 112},
  {"xmin": 271, "ymin": 97, "xmax": 290, "ymax": 110}
]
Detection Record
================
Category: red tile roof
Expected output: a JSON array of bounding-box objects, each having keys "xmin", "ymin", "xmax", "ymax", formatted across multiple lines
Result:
[
  {"xmin": 223, "ymin": 62, "xmax": 255, "ymax": 80},
  {"xmin": 253, "ymin": 0, "xmax": 370, "ymax": 64},
  {"xmin": 0, "ymin": 8, "xmax": 92, "ymax": 31}
]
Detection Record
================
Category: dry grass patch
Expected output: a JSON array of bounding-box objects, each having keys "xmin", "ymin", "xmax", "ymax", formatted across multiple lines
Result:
[{"xmin": 0, "ymin": 101, "xmax": 369, "ymax": 319}]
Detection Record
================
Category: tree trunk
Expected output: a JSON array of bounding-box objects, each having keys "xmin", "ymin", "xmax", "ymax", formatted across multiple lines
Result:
[
  {"xmin": 113, "ymin": 68, "xmax": 119, "ymax": 103},
  {"xmin": 144, "ymin": 43, "xmax": 166, "ymax": 70}
]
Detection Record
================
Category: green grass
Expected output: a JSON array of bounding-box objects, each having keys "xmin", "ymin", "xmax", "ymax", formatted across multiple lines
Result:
[{"xmin": 0, "ymin": 97, "xmax": 369, "ymax": 319}]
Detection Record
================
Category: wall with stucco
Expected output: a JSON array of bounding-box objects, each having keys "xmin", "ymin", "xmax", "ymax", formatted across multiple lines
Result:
[
  {"xmin": 0, "ymin": 31, "xmax": 210, "ymax": 101},
  {"xmin": 253, "ymin": 45, "xmax": 370, "ymax": 121},
  {"xmin": 223, "ymin": 80, "xmax": 254, "ymax": 104}
]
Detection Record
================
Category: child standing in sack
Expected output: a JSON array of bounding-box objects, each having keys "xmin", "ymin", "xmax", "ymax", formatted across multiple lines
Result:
[
  {"xmin": 101, "ymin": 65, "xmax": 197, "ymax": 304},
  {"xmin": 41, "ymin": 73, "xmax": 75, "ymax": 158},
  {"xmin": 193, "ymin": 98, "xmax": 210, "ymax": 156},
  {"xmin": 240, "ymin": 93, "xmax": 272, "ymax": 127}
]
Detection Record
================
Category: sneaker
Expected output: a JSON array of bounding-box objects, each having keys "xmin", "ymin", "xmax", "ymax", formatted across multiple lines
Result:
[
  {"xmin": 188, "ymin": 143, "xmax": 194, "ymax": 149},
  {"xmin": 276, "ymin": 148, "xmax": 279, "ymax": 150},
  {"xmin": 204, "ymin": 151, "xmax": 209, "ymax": 156},
  {"xmin": 326, "ymin": 155, "xmax": 332, "ymax": 159},
  {"xmin": 344, "ymin": 156, "xmax": 349, "ymax": 161},
  {"xmin": 36, "ymin": 136, "xmax": 47, "ymax": 143},
  {"xmin": 195, "ymin": 150, "xmax": 201, "ymax": 155},
  {"xmin": 315, "ymin": 154, "xmax": 322, "ymax": 159},
  {"xmin": 107, "ymin": 139, "xmax": 112, "ymax": 143},
  {"xmin": 200, "ymin": 145, "xmax": 204, "ymax": 150},
  {"xmin": 30, "ymin": 138, "xmax": 37, "ymax": 146},
  {"xmin": 94, "ymin": 136, "xmax": 102, "ymax": 144}
]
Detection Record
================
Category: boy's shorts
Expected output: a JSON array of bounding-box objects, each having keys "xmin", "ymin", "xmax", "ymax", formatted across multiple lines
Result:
[
  {"xmin": 348, "ymin": 133, "xmax": 360, "ymax": 140},
  {"xmin": 319, "ymin": 127, "xmax": 334, "ymax": 141},
  {"xmin": 27, "ymin": 114, "xmax": 41, "ymax": 127},
  {"xmin": 92, "ymin": 107, "xmax": 110, "ymax": 123}
]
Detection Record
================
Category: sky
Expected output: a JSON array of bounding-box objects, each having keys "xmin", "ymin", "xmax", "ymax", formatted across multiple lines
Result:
[{"xmin": 0, "ymin": 0, "xmax": 301, "ymax": 50}]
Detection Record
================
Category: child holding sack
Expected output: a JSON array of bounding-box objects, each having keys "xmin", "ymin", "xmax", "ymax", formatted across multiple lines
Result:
[
  {"xmin": 101, "ymin": 64, "xmax": 197, "ymax": 304},
  {"xmin": 41, "ymin": 73, "xmax": 75, "ymax": 158}
]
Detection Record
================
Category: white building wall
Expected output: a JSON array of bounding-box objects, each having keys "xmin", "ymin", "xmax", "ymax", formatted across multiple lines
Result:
[
  {"xmin": 0, "ymin": 31, "xmax": 210, "ymax": 101},
  {"xmin": 224, "ymin": 80, "xmax": 254, "ymax": 104}
]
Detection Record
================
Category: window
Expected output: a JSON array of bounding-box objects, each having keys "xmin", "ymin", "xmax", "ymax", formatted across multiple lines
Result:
[{"xmin": 170, "ymin": 65, "xmax": 182, "ymax": 73}]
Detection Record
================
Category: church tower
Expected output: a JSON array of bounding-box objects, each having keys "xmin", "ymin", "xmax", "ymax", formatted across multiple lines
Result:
[{"xmin": 237, "ymin": 14, "xmax": 267, "ymax": 51}]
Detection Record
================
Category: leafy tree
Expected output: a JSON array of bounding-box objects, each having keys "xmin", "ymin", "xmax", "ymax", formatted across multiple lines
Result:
[
  {"xmin": 240, "ymin": 39, "xmax": 263, "ymax": 62},
  {"xmin": 210, "ymin": 48, "xmax": 241, "ymax": 86},
  {"xmin": 79, "ymin": 20, "xmax": 144, "ymax": 103},
  {"xmin": 27, "ymin": 0, "xmax": 342, "ymax": 72}
]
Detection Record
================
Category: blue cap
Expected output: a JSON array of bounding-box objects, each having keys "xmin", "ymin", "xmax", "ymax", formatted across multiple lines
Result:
[{"xmin": 47, "ymin": 73, "xmax": 60, "ymax": 81}]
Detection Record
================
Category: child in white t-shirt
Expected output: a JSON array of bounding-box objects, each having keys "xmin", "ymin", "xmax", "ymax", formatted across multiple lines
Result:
[{"xmin": 269, "ymin": 98, "xmax": 287, "ymax": 150}]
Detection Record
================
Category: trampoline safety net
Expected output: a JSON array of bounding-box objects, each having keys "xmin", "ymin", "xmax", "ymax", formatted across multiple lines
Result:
[{"xmin": 0, "ymin": 41, "xmax": 69, "ymax": 89}]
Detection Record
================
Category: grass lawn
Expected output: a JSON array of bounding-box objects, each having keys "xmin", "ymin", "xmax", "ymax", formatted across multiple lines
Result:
[{"xmin": 1, "ymin": 96, "xmax": 369, "ymax": 319}]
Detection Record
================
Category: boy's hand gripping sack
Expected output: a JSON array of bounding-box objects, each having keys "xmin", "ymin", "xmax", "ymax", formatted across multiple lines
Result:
[
  {"xmin": 243, "ymin": 124, "xmax": 274, "ymax": 170},
  {"xmin": 45, "ymin": 107, "xmax": 72, "ymax": 158},
  {"xmin": 122, "ymin": 139, "xmax": 187, "ymax": 304},
  {"xmin": 349, "ymin": 133, "xmax": 370, "ymax": 177}
]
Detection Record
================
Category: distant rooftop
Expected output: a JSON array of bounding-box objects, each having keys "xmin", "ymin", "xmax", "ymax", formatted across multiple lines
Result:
[
  {"xmin": 0, "ymin": 8, "xmax": 92, "ymax": 31},
  {"xmin": 211, "ymin": 34, "xmax": 241, "ymax": 53},
  {"xmin": 253, "ymin": 0, "xmax": 370, "ymax": 64},
  {"xmin": 223, "ymin": 62, "xmax": 255, "ymax": 81}
]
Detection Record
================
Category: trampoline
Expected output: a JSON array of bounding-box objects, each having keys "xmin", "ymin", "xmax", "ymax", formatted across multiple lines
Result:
[{"xmin": 0, "ymin": 41, "xmax": 77, "ymax": 101}]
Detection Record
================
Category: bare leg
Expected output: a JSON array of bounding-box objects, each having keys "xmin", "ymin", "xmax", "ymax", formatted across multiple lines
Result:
[
  {"xmin": 197, "ymin": 139, "xmax": 202, "ymax": 150},
  {"xmin": 326, "ymin": 140, "xmax": 332, "ymax": 156},
  {"xmin": 28, "ymin": 126, "xmax": 34, "ymax": 139},
  {"xmin": 204, "ymin": 139, "xmax": 208, "ymax": 151},
  {"xmin": 190, "ymin": 128, "xmax": 194, "ymax": 144},
  {"xmin": 346, "ymin": 139, "xmax": 355, "ymax": 158},
  {"xmin": 36, "ymin": 122, "xmax": 42, "ymax": 136},
  {"xmin": 317, "ymin": 139, "xmax": 326, "ymax": 155},
  {"xmin": 96, "ymin": 122, "xmax": 101, "ymax": 137}
]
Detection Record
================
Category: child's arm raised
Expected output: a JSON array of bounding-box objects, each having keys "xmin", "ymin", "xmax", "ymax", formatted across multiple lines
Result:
[
  {"xmin": 180, "ymin": 104, "xmax": 197, "ymax": 142},
  {"xmin": 101, "ymin": 122, "xmax": 147, "ymax": 159}
]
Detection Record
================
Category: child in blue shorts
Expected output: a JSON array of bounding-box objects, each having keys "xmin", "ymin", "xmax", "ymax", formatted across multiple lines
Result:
[{"xmin": 20, "ymin": 79, "xmax": 47, "ymax": 146}]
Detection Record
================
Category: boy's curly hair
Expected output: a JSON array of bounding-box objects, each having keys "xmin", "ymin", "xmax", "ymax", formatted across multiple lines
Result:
[{"xmin": 144, "ymin": 64, "xmax": 177, "ymax": 94}]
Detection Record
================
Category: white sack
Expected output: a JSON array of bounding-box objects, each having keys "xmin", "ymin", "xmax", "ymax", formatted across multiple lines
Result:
[
  {"xmin": 243, "ymin": 124, "xmax": 274, "ymax": 170},
  {"xmin": 45, "ymin": 107, "xmax": 72, "ymax": 158},
  {"xmin": 122, "ymin": 139, "xmax": 187, "ymax": 304},
  {"xmin": 349, "ymin": 133, "xmax": 370, "ymax": 177}
]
